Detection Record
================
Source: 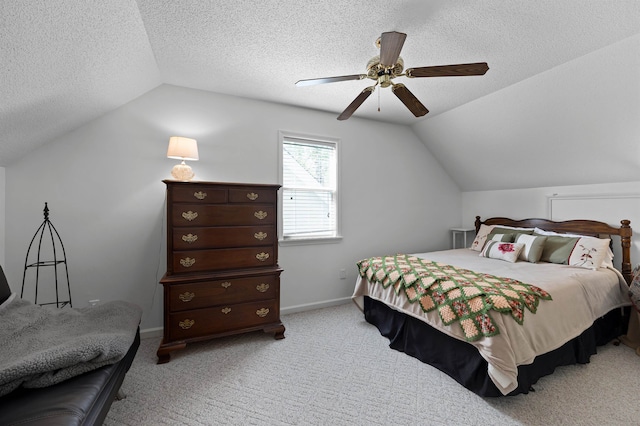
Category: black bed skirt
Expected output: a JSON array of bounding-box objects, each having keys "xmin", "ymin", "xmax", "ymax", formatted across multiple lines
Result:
[{"xmin": 363, "ymin": 296, "xmax": 626, "ymax": 397}]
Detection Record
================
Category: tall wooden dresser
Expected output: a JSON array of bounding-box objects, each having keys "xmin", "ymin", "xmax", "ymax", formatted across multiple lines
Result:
[{"xmin": 157, "ymin": 180, "xmax": 285, "ymax": 363}]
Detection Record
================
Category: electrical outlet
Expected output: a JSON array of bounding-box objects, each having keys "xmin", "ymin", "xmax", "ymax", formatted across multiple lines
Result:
[
  {"xmin": 88, "ymin": 299, "xmax": 100, "ymax": 307},
  {"xmin": 339, "ymin": 269, "xmax": 347, "ymax": 279}
]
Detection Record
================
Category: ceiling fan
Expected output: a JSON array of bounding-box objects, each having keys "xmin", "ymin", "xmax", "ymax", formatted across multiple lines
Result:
[{"xmin": 295, "ymin": 31, "xmax": 489, "ymax": 121}]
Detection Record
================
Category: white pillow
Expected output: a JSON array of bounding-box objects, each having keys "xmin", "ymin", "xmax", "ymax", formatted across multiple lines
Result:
[
  {"xmin": 492, "ymin": 225, "xmax": 534, "ymax": 232},
  {"xmin": 568, "ymin": 237, "xmax": 612, "ymax": 270},
  {"xmin": 601, "ymin": 250, "xmax": 615, "ymax": 269},
  {"xmin": 480, "ymin": 241, "xmax": 525, "ymax": 263},
  {"xmin": 532, "ymin": 227, "xmax": 553, "ymax": 235},
  {"xmin": 470, "ymin": 224, "xmax": 494, "ymax": 252},
  {"xmin": 533, "ymin": 227, "xmax": 613, "ymax": 269}
]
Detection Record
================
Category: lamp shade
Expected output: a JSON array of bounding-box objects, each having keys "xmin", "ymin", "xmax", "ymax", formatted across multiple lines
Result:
[{"xmin": 167, "ymin": 136, "xmax": 199, "ymax": 161}]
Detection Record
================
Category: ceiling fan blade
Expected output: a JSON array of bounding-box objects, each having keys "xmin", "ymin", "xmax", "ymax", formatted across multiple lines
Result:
[
  {"xmin": 379, "ymin": 31, "xmax": 407, "ymax": 68},
  {"xmin": 296, "ymin": 74, "xmax": 366, "ymax": 87},
  {"xmin": 337, "ymin": 86, "xmax": 375, "ymax": 121},
  {"xmin": 406, "ymin": 62, "xmax": 489, "ymax": 78},
  {"xmin": 392, "ymin": 84, "xmax": 429, "ymax": 117}
]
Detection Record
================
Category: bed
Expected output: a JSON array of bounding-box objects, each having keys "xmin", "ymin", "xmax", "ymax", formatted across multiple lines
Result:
[{"xmin": 352, "ymin": 216, "xmax": 632, "ymax": 396}]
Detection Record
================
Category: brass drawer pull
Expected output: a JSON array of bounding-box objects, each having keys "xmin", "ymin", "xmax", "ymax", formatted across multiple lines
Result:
[
  {"xmin": 179, "ymin": 319, "xmax": 195, "ymax": 329},
  {"xmin": 256, "ymin": 283, "xmax": 270, "ymax": 292},
  {"xmin": 254, "ymin": 231, "xmax": 267, "ymax": 241},
  {"xmin": 182, "ymin": 233, "xmax": 198, "ymax": 243},
  {"xmin": 221, "ymin": 307, "xmax": 231, "ymax": 314},
  {"xmin": 247, "ymin": 192, "xmax": 259, "ymax": 200},
  {"xmin": 182, "ymin": 211, "xmax": 198, "ymax": 221},
  {"xmin": 254, "ymin": 211, "xmax": 267, "ymax": 220},
  {"xmin": 256, "ymin": 308, "xmax": 269, "ymax": 318},
  {"xmin": 221, "ymin": 282, "xmax": 232, "ymax": 288},
  {"xmin": 256, "ymin": 252, "xmax": 269, "ymax": 262},
  {"xmin": 193, "ymin": 191, "xmax": 207, "ymax": 200},
  {"xmin": 180, "ymin": 257, "xmax": 195, "ymax": 268},
  {"xmin": 178, "ymin": 292, "xmax": 195, "ymax": 302}
]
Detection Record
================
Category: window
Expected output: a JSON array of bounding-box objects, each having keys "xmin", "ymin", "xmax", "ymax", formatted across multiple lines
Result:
[{"xmin": 278, "ymin": 131, "xmax": 340, "ymax": 243}]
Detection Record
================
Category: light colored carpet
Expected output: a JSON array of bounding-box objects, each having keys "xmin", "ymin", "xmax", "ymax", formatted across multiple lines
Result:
[{"xmin": 105, "ymin": 303, "xmax": 640, "ymax": 426}]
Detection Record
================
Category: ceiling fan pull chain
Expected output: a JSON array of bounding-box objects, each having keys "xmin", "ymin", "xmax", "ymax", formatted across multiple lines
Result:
[{"xmin": 378, "ymin": 88, "xmax": 381, "ymax": 112}]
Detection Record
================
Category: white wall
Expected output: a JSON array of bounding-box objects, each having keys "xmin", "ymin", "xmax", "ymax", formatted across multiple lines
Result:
[
  {"xmin": 4, "ymin": 84, "xmax": 461, "ymax": 330},
  {"xmin": 412, "ymin": 34, "xmax": 640, "ymax": 192},
  {"xmin": 462, "ymin": 181, "xmax": 640, "ymax": 269}
]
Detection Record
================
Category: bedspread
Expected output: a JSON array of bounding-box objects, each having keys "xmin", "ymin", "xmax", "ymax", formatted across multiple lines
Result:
[
  {"xmin": 352, "ymin": 249, "xmax": 630, "ymax": 395},
  {"xmin": 0, "ymin": 293, "xmax": 142, "ymax": 397}
]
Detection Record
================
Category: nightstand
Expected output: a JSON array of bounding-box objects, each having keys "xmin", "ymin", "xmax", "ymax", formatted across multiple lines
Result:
[{"xmin": 450, "ymin": 227, "xmax": 475, "ymax": 249}]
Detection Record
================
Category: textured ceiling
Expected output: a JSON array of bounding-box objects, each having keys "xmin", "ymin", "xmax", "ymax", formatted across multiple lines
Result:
[
  {"xmin": 0, "ymin": 1, "xmax": 161, "ymax": 166},
  {"xmin": 1, "ymin": 0, "xmax": 639, "ymax": 166}
]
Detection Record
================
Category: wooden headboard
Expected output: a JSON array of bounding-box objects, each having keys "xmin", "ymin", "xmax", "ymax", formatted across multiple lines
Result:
[{"xmin": 475, "ymin": 216, "xmax": 633, "ymax": 284}]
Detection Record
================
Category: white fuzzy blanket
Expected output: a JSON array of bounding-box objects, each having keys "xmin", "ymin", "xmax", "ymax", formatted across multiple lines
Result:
[{"xmin": 0, "ymin": 293, "xmax": 142, "ymax": 397}]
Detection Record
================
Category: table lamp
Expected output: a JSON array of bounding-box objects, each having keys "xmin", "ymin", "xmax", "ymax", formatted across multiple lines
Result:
[{"xmin": 167, "ymin": 136, "xmax": 198, "ymax": 181}]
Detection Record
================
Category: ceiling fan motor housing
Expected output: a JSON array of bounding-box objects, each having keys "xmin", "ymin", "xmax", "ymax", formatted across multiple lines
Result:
[{"xmin": 366, "ymin": 55, "xmax": 404, "ymax": 87}]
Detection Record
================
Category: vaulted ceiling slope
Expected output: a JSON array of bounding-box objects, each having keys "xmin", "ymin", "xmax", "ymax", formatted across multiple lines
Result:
[
  {"xmin": 413, "ymin": 33, "xmax": 640, "ymax": 192},
  {"xmin": 1, "ymin": 1, "xmax": 639, "ymax": 167}
]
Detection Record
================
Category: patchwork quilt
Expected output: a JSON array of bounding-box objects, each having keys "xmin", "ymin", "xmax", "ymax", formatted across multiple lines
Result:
[{"xmin": 357, "ymin": 254, "xmax": 552, "ymax": 341}]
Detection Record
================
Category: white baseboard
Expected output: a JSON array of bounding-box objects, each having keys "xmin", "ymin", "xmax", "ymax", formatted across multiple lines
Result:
[
  {"xmin": 139, "ymin": 297, "xmax": 353, "ymax": 339},
  {"xmin": 140, "ymin": 326, "xmax": 163, "ymax": 339},
  {"xmin": 280, "ymin": 297, "xmax": 352, "ymax": 315}
]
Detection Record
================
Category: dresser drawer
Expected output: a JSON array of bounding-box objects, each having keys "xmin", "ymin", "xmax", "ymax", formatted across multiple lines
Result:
[
  {"xmin": 167, "ymin": 299, "xmax": 279, "ymax": 340},
  {"xmin": 171, "ymin": 204, "xmax": 275, "ymax": 226},
  {"xmin": 167, "ymin": 275, "xmax": 278, "ymax": 311},
  {"xmin": 228, "ymin": 188, "xmax": 276, "ymax": 204},
  {"xmin": 172, "ymin": 225, "xmax": 275, "ymax": 250},
  {"xmin": 170, "ymin": 186, "xmax": 227, "ymax": 204},
  {"xmin": 172, "ymin": 247, "xmax": 275, "ymax": 273}
]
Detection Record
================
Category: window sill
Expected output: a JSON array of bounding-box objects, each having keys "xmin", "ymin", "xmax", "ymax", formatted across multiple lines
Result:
[{"xmin": 279, "ymin": 236, "xmax": 343, "ymax": 246}]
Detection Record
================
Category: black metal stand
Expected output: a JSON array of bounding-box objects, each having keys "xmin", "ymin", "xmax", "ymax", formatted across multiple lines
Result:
[{"xmin": 21, "ymin": 202, "xmax": 72, "ymax": 308}]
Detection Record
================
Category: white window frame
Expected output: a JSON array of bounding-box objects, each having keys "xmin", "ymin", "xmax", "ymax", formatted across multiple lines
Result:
[{"xmin": 278, "ymin": 130, "xmax": 342, "ymax": 245}]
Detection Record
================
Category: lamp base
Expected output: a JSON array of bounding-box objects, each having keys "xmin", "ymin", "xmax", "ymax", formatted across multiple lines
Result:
[{"xmin": 171, "ymin": 161, "xmax": 195, "ymax": 181}]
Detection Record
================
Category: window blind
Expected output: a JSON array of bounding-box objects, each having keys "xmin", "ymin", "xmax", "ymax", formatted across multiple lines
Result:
[{"xmin": 282, "ymin": 138, "xmax": 337, "ymax": 239}]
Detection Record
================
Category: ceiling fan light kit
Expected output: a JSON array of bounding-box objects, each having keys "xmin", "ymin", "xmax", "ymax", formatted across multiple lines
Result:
[{"xmin": 296, "ymin": 31, "xmax": 489, "ymax": 121}]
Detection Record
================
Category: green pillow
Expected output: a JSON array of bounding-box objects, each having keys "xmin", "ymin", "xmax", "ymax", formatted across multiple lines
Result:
[
  {"xmin": 535, "ymin": 233, "xmax": 579, "ymax": 264},
  {"xmin": 487, "ymin": 231, "xmax": 515, "ymax": 242},
  {"xmin": 514, "ymin": 234, "xmax": 548, "ymax": 263},
  {"xmin": 490, "ymin": 227, "xmax": 533, "ymax": 242}
]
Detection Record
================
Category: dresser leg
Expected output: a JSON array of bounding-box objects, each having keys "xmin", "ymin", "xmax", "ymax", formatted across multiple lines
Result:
[
  {"xmin": 264, "ymin": 323, "xmax": 286, "ymax": 340},
  {"xmin": 156, "ymin": 340, "xmax": 187, "ymax": 364}
]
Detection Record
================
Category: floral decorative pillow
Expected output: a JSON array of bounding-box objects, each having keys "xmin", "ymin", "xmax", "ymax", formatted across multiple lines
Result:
[
  {"xmin": 470, "ymin": 224, "xmax": 494, "ymax": 252},
  {"xmin": 480, "ymin": 241, "xmax": 525, "ymax": 263},
  {"xmin": 568, "ymin": 237, "xmax": 611, "ymax": 270}
]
